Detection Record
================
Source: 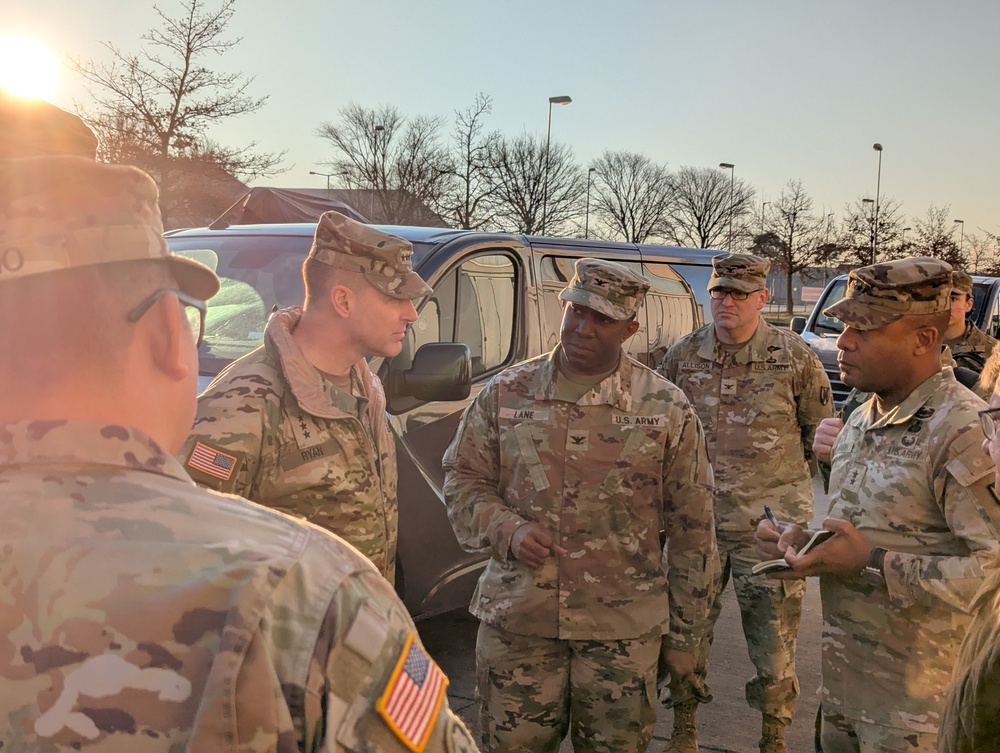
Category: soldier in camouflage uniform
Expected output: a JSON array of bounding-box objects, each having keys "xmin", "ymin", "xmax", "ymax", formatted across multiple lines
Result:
[
  {"xmin": 443, "ymin": 259, "xmax": 719, "ymax": 753},
  {"xmin": 939, "ymin": 348, "xmax": 1000, "ymax": 753},
  {"xmin": 945, "ymin": 268, "xmax": 997, "ymax": 374},
  {"xmin": 659, "ymin": 253, "xmax": 834, "ymax": 753},
  {"xmin": 756, "ymin": 257, "xmax": 1000, "ymax": 753},
  {"xmin": 0, "ymin": 124, "xmax": 476, "ymax": 750},
  {"xmin": 181, "ymin": 212, "xmax": 431, "ymax": 583}
]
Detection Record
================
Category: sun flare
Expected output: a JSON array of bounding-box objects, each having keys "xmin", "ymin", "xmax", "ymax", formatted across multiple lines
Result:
[{"xmin": 0, "ymin": 36, "xmax": 60, "ymax": 100}]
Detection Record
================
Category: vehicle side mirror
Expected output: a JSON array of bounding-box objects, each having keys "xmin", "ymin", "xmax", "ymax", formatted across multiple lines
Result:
[
  {"xmin": 390, "ymin": 342, "xmax": 472, "ymax": 402},
  {"xmin": 790, "ymin": 316, "xmax": 806, "ymax": 334}
]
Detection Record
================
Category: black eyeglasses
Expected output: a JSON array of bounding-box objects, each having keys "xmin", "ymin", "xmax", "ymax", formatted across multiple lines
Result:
[
  {"xmin": 979, "ymin": 406, "xmax": 1000, "ymax": 440},
  {"xmin": 127, "ymin": 289, "xmax": 206, "ymax": 347},
  {"xmin": 710, "ymin": 288, "xmax": 760, "ymax": 301}
]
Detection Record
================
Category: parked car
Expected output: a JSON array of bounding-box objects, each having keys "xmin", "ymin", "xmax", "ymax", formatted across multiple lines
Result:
[
  {"xmin": 791, "ymin": 273, "xmax": 1000, "ymax": 406},
  {"xmin": 165, "ymin": 222, "xmax": 723, "ymax": 618}
]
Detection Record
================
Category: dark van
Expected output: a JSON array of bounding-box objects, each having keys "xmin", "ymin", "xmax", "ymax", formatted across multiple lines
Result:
[{"xmin": 165, "ymin": 222, "xmax": 723, "ymax": 617}]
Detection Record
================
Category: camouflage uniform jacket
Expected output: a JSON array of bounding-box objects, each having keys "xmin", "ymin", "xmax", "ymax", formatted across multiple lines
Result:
[
  {"xmin": 938, "ymin": 556, "xmax": 1000, "ymax": 753},
  {"xmin": 442, "ymin": 347, "xmax": 719, "ymax": 648},
  {"xmin": 822, "ymin": 369, "xmax": 1000, "ymax": 733},
  {"xmin": 0, "ymin": 419, "xmax": 476, "ymax": 752},
  {"xmin": 947, "ymin": 320, "xmax": 998, "ymax": 370},
  {"xmin": 659, "ymin": 317, "xmax": 834, "ymax": 530},
  {"xmin": 182, "ymin": 307, "xmax": 398, "ymax": 582}
]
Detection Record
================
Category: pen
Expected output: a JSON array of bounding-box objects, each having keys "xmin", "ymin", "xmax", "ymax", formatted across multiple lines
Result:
[{"xmin": 764, "ymin": 505, "xmax": 782, "ymax": 530}]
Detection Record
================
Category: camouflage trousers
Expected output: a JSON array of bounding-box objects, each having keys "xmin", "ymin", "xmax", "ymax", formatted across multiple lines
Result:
[
  {"xmin": 820, "ymin": 709, "xmax": 939, "ymax": 753},
  {"xmin": 476, "ymin": 622, "xmax": 659, "ymax": 753},
  {"xmin": 664, "ymin": 531, "xmax": 806, "ymax": 722}
]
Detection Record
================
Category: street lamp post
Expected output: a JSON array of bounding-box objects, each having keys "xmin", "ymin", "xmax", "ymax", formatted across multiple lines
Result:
[
  {"xmin": 585, "ymin": 167, "xmax": 596, "ymax": 239},
  {"xmin": 872, "ymin": 143, "xmax": 883, "ymax": 264},
  {"xmin": 760, "ymin": 201, "xmax": 769, "ymax": 236},
  {"xmin": 862, "ymin": 198, "xmax": 875, "ymax": 262},
  {"xmin": 370, "ymin": 124, "xmax": 384, "ymax": 222},
  {"xmin": 954, "ymin": 219, "xmax": 965, "ymax": 255},
  {"xmin": 901, "ymin": 226, "xmax": 911, "ymax": 246},
  {"xmin": 541, "ymin": 95, "xmax": 572, "ymax": 236},
  {"xmin": 720, "ymin": 162, "xmax": 735, "ymax": 251},
  {"xmin": 309, "ymin": 171, "xmax": 333, "ymax": 198}
]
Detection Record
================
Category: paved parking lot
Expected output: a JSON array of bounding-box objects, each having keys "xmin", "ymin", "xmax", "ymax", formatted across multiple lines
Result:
[{"xmin": 420, "ymin": 579, "xmax": 822, "ymax": 753}]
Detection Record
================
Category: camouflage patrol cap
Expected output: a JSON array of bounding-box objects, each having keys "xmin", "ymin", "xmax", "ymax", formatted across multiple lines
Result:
[
  {"xmin": 952, "ymin": 269, "xmax": 974, "ymax": 296},
  {"xmin": 0, "ymin": 90, "xmax": 98, "ymax": 160},
  {"xmin": 558, "ymin": 258, "xmax": 650, "ymax": 320},
  {"xmin": 708, "ymin": 253, "xmax": 770, "ymax": 293},
  {"xmin": 308, "ymin": 211, "xmax": 431, "ymax": 300},
  {"xmin": 823, "ymin": 256, "xmax": 952, "ymax": 331},
  {"xmin": 0, "ymin": 156, "xmax": 219, "ymax": 300}
]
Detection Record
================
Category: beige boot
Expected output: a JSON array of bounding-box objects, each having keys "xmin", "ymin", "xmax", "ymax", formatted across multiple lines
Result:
[
  {"xmin": 665, "ymin": 702, "xmax": 699, "ymax": 753},
  {"xmin": 759, "ymin": 714, "xmax": 788, "ymax": 753}
]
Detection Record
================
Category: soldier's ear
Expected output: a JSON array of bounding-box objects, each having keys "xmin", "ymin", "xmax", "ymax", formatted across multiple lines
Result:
[
  {"xmin": 329, "ymin": 284, "xmax": 356, "ymax": 318},
  {"xmin": 622, "ymin": 319, "xmax": 640, "ymax": 341},
  {"xmin": 145, "ymin": 293, "xmax": 194, "ymax": 381}
]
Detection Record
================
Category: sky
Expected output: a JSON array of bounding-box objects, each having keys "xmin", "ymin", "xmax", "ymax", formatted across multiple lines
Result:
[{"xmin": 3, "ymin": 0, "xmax": 999, "ymax": 241}]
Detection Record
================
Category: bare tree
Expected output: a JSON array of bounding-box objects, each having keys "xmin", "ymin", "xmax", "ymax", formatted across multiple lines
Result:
[
  {"xmin": 965, "ymin": 232, "xmax": 993, "ymax": 274},
  {"xmin": 665, "ymin": 166, "xmax": 755, "ymax": 250},
  {"xmin": 911, "ymin": 204, "xmax": 964, "ymax": 267},
  {"xmin": 763, "ymin": 180, "xmax": 823, "ymax": 314},
  {"xmin": 838, "ymin": 196, "xmax": 905, "ymax": 267},
  {"xmin": 589, "ymin": 151, "xmax": 673, "ymax": 243},
  {"xmin": 317, "ymin": 103, "xmax": 453, "ymax": 225},
  {"xmin": 73, "ymin": 0, "xmax": 283, "ymax": 227},
  {"xmin": 483, "ymin": 133, "xmax": 584, "ymax": 235},
  {"xmin": 441, "ymin": 94, "xmax": 499, "ymax": 230}
]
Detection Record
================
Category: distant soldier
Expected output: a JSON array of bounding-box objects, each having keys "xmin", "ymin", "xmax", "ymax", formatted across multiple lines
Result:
[
  {"xmin": 945, "ymin": 268, "xmax": 997, "ymax": 374},
  {"xmin": 757, "ymin": 257, "xmax": 1000, "ymax": 753},
  {"xmin": 659, "ymin": 253, "xmax": 834, "ymax": 753},
  {"xmin": 182, "ymin": 212, "xmax": 431, "ymax": 583},
  {"xmin": 0, "ymin": 103, "xmax": 476, "ymax": 750},
  {"xmin": 444, "ymin": 259, "xmax": 719, "ymax": 753}
]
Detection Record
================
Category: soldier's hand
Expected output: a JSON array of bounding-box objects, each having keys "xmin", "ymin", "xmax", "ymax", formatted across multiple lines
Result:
[
  {"xmin": 511, "ymin": 523, "xmax": 568, "ymax": 569},
  {"xmin": 663, "ymin": 648, "xmax": 697, "ymax": 682},
  {"xmin": 777, "ymin": 518, "xmax": 872, "ymax": 578},
  {"xmin": 812, "ymin": 418, "xmax": 844, "ymax": 464},
  {"xmin": 755, "ymin": 519, "xmax": 807, "ymax": 561}
]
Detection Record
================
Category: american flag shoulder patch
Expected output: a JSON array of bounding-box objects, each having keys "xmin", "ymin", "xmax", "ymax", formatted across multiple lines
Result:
[
  {"xmin": 186, "ymin": 441, "xmax": 239, "ymax": 482},
  {"xmin": 376, "ymin": 632, "xmax": 448, "ymax": 752}
]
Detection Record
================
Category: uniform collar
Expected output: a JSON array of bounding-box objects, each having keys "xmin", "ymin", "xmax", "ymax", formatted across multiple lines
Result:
[
  {"xmin": 533, "ymin": 345, "xmax": 633, "ymax": 411},
  {"xmin": 698, "ymin": 315, "xmax": 775, "ymax": 364},
  {"xmin": 0, "ymin": 419, "xmax": 192, "ymax": 483},
  {"xmin": 867, "ymin": 369, "xmax": 952, "ymax": 429},
  {"xmin": 263, "ymin": 306, "xmax": 384, "ymax": 422}
]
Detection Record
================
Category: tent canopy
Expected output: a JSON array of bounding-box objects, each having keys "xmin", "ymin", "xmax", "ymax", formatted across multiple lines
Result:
[{"xmin": 212, "ymin": 187, "xmax": 368, "ymax": 227}]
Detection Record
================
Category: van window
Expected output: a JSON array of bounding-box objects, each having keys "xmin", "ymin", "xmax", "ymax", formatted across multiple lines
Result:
[
  {"xmin": 642, "ymin": 261, "xmax": 699, "ymax": 367},
  {"xmin": 412, "ymin": 253, "xmax": 516, "ymax": 379}
]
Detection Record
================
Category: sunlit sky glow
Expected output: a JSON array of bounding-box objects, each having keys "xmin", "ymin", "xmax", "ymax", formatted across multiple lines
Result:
[
  {"xmin": 0, "ymin": 35, "xmax": 59, "ymax": 98},
  {"xmin": 3, "ymin": 0, "xmax": 999, "ymax": 240}
]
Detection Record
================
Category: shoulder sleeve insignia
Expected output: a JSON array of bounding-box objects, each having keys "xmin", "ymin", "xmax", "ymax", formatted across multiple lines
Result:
[
  {"xmin": 376, "ymin": 632, "xmax": 449, "ymax": 752},
  {"xmin": 185, "ymin": 441, "xmax": 242, "ymax": 490}
]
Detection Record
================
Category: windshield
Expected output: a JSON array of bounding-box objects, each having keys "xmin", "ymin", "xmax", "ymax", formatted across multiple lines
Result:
[
  {"xmin": 167, "ymin": 232, "xmax": 311, "ymax": 375},
  {"xmin": 812, "ymin": 278, "xmax": 848, "ymax": 334}
]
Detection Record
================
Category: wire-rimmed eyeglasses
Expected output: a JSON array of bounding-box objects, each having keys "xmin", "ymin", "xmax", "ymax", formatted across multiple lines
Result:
[
  {"xmin": 978, "ymin": 406, "xmax": 1000, "ymax": 441},
  {"xmin": 127, "ymin": 289, "xmax": 206, "ymax": 347}
]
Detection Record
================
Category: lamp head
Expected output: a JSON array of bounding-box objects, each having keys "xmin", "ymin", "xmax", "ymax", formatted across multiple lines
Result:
[
  {"xmin": 719, "ymin": 162, "xmax": 734, "ymax": 169},
  {"xmin": 872, "ymin": 143, "xmax": 883, "ymax": 152},
  {"xmin": 549, "ymin": 95, "xmax": 572, "ymax": 105}
]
